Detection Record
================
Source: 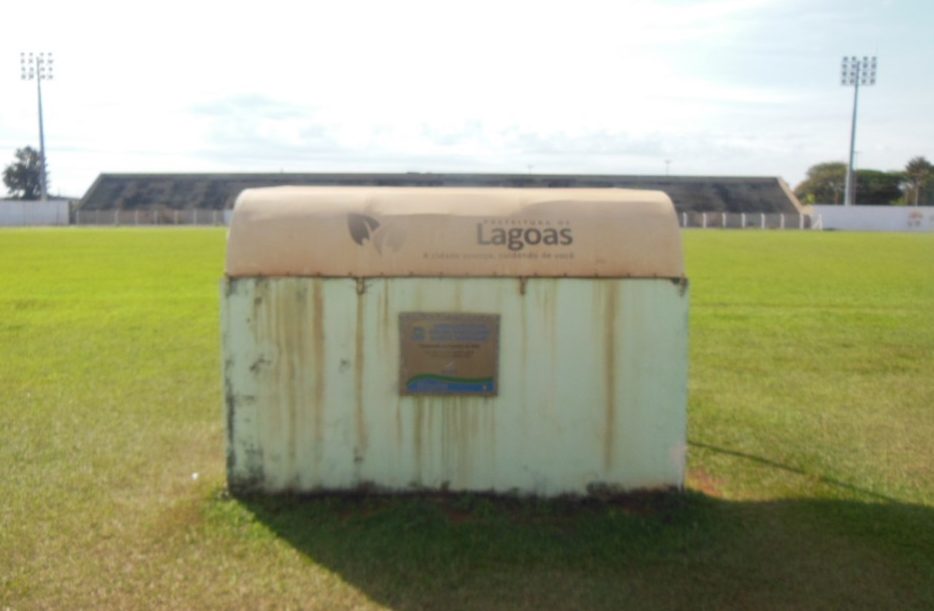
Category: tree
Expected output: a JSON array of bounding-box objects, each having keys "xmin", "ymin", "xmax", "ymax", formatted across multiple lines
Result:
[
  {"xmin": 795, "ymin": 161, "xmax": 905, "ymax": 205},
  {"xmin": 903, "ymin": 156, "xmax": 933, "ymax": 206},
  {"xmin": 854, "ymin": 170, "xmax": 903, "ymax": 205},
  {"xmin": 794, "ymin": 162, "xmax": 846, "ymax": 204},
  {"xmin": 3, "ymin": 147, "xmax": 43, "ymax": 200}
]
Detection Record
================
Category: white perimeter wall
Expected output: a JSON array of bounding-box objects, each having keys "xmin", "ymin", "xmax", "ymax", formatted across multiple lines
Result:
[
  {"xmin": 813, "ymin": 205, "xmax": 934, "ymax": 232},
  {"xmin": 0, "ymin": 200, "xmax": 70, "ymax": 227}
]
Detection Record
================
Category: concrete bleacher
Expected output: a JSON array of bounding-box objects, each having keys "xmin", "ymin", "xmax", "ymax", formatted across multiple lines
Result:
[{"xmin": 79, "ymin": 173, "xmax": 803, "ymax": 213}]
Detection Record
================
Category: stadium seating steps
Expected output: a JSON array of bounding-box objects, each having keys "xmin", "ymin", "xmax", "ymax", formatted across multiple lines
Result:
[{"xmin": 79, "ymin": 173, "xmax": 803, "ymax": 213}]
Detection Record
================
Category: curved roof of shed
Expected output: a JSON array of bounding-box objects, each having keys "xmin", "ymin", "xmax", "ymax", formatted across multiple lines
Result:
[
  {"xmin": 79, "ymin": 172, "xmax": 803, "ymax": 213},
  {"xmin": 226, "ymin": 187, "xmax": 683, "ymax": 279}
]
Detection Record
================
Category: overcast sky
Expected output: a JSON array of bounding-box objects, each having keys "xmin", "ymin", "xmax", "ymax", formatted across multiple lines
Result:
[{"xmin": 1, "ymin": 0, "xmax": 931, "ymax": 197}]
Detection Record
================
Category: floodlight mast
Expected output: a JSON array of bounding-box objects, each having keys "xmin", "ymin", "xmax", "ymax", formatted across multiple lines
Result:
[
  {"xmin": 841, "ymin": 56, "xmax": 876, "ymax": 207},
  {"xmin": 20, "ymin": 52, "xmax": 54, "ymax": 202}
]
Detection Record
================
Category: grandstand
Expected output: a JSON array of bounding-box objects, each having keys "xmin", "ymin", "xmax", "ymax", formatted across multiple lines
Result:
[{"xmin": 78, "ymin": 173, "xmax": 803, "ymax": 213}]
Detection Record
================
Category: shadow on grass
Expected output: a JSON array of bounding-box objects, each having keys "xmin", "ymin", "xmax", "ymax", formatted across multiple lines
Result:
[
  {"xmin": 233, "ymin": 490, "xmax": 933, "ymax": 610},
  {"xmin": 689, "ymin": 440, "xmax": 899, "ymax": 502}
]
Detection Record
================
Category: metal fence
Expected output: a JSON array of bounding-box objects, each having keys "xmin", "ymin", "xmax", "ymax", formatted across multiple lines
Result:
[
  {"xmin": 678, "ymin": 211, "xmax": 816, "ymax": 230},
  {"xmin": 71, "ymin": 209, "xmax": 817, "ymax": 230},
  {"xmin": 73, "ymin": 208, "xmax": 230, "ymax": 226}
]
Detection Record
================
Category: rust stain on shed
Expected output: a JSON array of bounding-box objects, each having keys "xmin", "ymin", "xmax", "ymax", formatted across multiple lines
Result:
[
  {"xmin": 311, "ymin": 280, "xmax": 326, "ymax": 472},
  {"xmin": 413, "ymin": 399, "xmax": 426, "ymax": 484},
  {"xmin": 394, "ymin": 399, "xmax": 403, "ymax": 448},
  {"xmin": 379, "ymin": 280, "xmax": 391, "ymax": 349},
  {"xmin": 354, "ymin": 289, "xmax": 368, "ymax": 464},
  {"xmin": 602, "ymin": 283, "xmax": 618, "ymax": 471}
]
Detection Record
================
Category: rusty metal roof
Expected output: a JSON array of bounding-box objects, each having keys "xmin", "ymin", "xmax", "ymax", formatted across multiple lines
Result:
[{"xmin": 226, "ymin": 186, "xmax": 684, "ymax": 279}]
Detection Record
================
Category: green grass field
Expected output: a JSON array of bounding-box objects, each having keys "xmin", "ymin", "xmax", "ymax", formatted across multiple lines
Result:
[{"xmin": 1, "ymin": 229, "xmax": 932, "ymax": 609}]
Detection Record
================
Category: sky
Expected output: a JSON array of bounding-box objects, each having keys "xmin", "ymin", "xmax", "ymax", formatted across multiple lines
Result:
[{"xmin": 1, "ymin": 0, "xmax": 932, "ymax": 198}]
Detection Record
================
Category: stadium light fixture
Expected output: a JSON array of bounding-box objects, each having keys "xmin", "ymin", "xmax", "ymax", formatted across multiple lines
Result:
[
  {"xmin": 840, "ymin": 55, "xmax": 876, "ymax": 207},
  {"xmin": 20, "ymin": 51, "xmax": 54, "ymax": 201}
]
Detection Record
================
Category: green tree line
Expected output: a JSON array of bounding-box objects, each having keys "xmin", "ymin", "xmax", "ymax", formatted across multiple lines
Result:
[{"xmin": 795, "ymin": 156, "xmax": 933, "ymax": 206}]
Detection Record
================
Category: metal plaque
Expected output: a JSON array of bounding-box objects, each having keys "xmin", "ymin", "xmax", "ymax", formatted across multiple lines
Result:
[{"xmin": 399, "ymin": 312, "xmax": 500, "ymax": 396}]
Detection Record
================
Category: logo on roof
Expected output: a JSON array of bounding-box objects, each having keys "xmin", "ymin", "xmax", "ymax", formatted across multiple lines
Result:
[
  {"xmin": 347, "ymin": 213, "xmax": 381, "ymax": 246},
  {"xmin": 347, "ymin": 213, "xmax": 406, "ymax": 254}
]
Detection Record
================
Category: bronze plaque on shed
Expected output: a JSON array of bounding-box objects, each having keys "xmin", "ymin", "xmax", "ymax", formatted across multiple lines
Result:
[{"xmin": 399, "ymin": 313, "xmax": 499, "ymax": 396}]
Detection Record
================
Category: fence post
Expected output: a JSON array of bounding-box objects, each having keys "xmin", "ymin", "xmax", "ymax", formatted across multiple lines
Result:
[
  {"xmin": 761, "ymin": 213, "xmax": 765, "ymax": 229},
  {"xmin": 702, "ymin": 212, "xmax": 707, "ymax": 228},
  {"xmin": 780, "ymin": 213, "xmax": 785, "ymax": 229},
  {"xmin": 721, "ymin": 212, "xmax": 726, "ymax": 228},
  {"xmin": 799, "ymin": 214, "xmax": 804, "ymax": 230},
  {"xmin": 741, "ymin": 212, "xmax": 746, "ymax": 228},
  {"xmin": 681, "ymin": 211, "xmax": 686, "ymax": 227},
  {"xmin": 194, "ymin": 209, "xmax": 199, "ymax": 225}
]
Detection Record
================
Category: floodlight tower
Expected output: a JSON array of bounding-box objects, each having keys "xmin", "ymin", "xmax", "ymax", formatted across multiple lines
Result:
[
  {"xmin": 20, "ymin": 52, "xmax": 54, "ymax": 201},
  {"xmin": 840, "ymin": 56, "xmax": 876, "ymax": 207}
]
